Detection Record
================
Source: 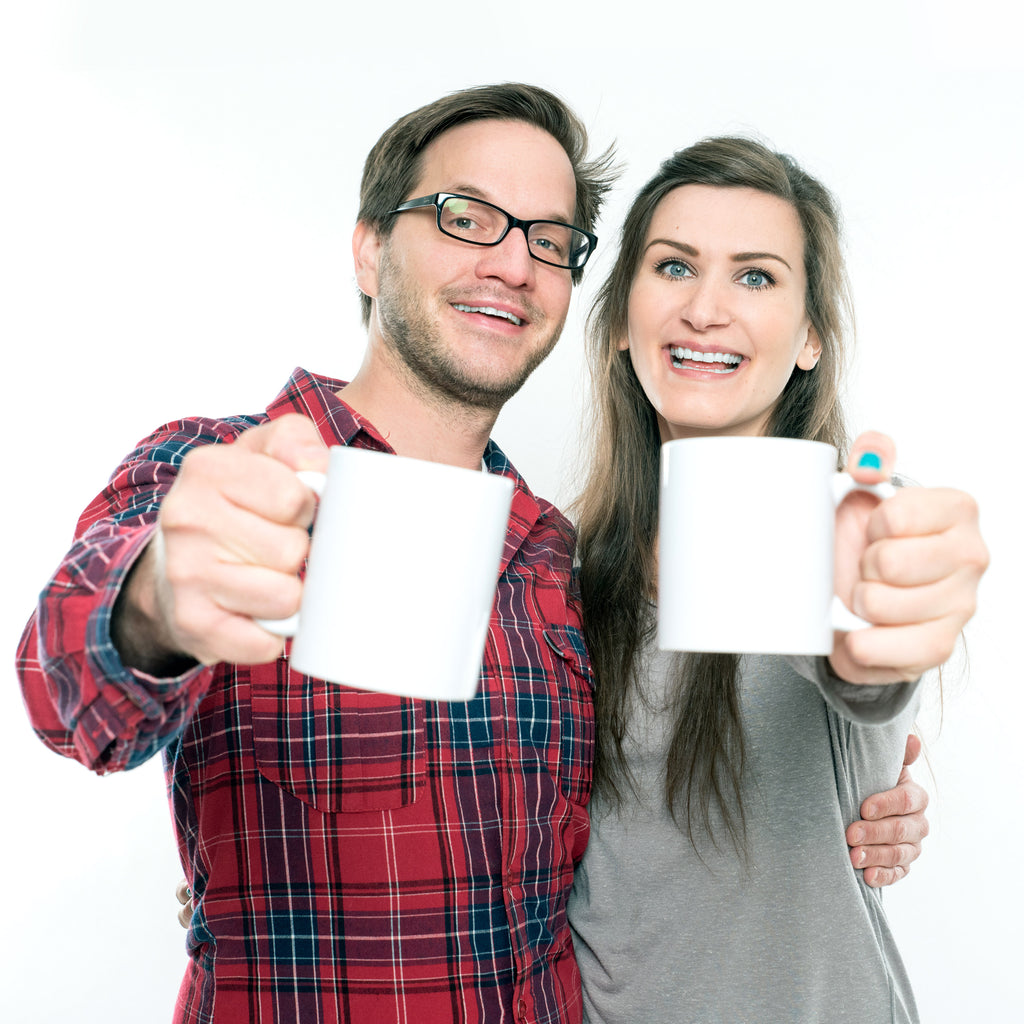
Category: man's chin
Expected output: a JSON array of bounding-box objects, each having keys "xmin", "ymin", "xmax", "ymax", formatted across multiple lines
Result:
[{"xmin": 440, "ymin": 371, "xmax": 532, "ymax": 412}]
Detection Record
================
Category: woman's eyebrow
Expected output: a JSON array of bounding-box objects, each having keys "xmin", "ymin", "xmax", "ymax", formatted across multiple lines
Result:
[
  {"xmin": 732, "ymin": 250, "xmax": 792, "ymax": 270},
  {"xmin": 645, "ymin": 239, "xmax": 699, "ymax": 256},
  {"xmin": 645, "ymin": 239, "xmax": 792, "ymax": 271}
]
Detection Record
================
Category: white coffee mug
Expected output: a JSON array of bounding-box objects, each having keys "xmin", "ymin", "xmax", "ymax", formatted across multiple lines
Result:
[
  {"xmin": 258, "ymin": 446, "xmax": 514, "ymax": 701},
  {"xmin": 657, "ymin": 436, "xmax": 894, "ymax": 655}
]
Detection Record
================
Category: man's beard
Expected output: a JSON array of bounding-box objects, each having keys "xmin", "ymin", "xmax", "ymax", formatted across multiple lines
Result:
[{"xmin": 375, "ymin": 247, "xmax": 563, "ymax": 413}]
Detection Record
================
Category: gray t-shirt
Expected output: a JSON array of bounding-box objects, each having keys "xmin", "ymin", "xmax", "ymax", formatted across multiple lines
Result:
[{"xmin": 569, "ymin": 647, "xmax": 920, "ymax": 1024}]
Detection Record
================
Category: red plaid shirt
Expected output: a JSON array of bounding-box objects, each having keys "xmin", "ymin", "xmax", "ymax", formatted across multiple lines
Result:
[{"xmin": 18, "ymin": 369, "xmax": 595, "ymax": 1024}]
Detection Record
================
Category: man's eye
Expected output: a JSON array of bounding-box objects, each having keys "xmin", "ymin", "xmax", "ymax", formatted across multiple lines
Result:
[
  {"xmin": 531, "ymin": 225, "xmax": 571, "ymax": 257},
  {"xmin": 532, "ymin": 236, "xmax": 564, "ymax": 255}
]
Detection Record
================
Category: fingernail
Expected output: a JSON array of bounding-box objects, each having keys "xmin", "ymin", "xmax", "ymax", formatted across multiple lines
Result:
[
  {"xmin": 858, "ymin": 451, "xmax": 882, "ymax": 470},
  {"xmin": 856, "ymin": 849, "xmax": 867, "ymax": 866},
  {"xmin": 850, "ymin": 827, "xmax": 865, "ymax": 845}
]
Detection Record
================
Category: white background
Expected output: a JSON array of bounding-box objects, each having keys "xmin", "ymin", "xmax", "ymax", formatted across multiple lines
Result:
[{"xmin": 2, "ymin": 3, "xmax": 1020, "ymax": 1021}]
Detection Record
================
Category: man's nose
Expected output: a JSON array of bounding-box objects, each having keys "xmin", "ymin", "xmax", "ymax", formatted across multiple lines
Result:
[{"xmin": 473, "ymin": 226, "xmax": 536, "ymax": 288}]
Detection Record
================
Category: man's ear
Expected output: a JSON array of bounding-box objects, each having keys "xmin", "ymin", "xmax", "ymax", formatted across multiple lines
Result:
[{"xmin": 352, "ymin": 220, "xmax": 382, "ymax": 299}]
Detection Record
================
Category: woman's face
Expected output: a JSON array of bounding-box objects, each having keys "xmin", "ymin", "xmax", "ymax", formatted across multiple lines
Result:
[{"xmin": 621, "ymin": 184, "xmax": 821, "ymax": 442}]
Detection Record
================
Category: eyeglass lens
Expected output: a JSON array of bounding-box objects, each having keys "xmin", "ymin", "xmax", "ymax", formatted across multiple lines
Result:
[{"xmin": 439, "ymin": 196, "xmax": 588, "ymax": 268}]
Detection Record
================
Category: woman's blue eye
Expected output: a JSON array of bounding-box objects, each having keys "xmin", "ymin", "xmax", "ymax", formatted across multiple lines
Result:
[
  {"xmin": 657, "ymin": 260, "xmax": 693, "ymax": 279},
  {"xmin": 739, "ymin": 269, "xmax": 773, "ymax": 289}
]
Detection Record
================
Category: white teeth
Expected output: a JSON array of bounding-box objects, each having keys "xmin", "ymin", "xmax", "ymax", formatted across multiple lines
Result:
[
  {"xmin": 453, "ymin": 303, "xmax": 523, "ymax": 326},
  {"xmin": 669, "ymin": 346, "xmax": 742, "ymax": 371}
]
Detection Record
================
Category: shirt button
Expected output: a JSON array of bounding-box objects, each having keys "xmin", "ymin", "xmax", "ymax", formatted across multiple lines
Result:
[{"xmin": 517, "ymin": 996, "xmax": 528, "ymax": 1020}]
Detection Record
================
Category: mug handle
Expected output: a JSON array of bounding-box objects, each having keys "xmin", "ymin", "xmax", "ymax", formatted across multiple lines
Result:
[
  {"xmin": 254, "ymin": 469, "xmax": 327, "ymax": 637},
  {"xmin": 830, "ymin": 473, "xmax": 896, "ymax": 633}
]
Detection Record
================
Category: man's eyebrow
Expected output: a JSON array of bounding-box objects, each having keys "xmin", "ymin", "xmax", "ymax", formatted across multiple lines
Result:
[
  {"xmin": 447, "ymin": 184, "xmax": 575, "ymax": 225},
  {"xmin": 448, "ymin": 184, "xmax": 489, "ymax": 201},
  {"xmin": 645, "ymin": 238, "xmax": 792, "ymax": 270}
]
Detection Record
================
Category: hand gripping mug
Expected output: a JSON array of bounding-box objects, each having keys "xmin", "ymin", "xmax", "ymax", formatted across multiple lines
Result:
[{"xmin": 258, "ymin": 446, "xmax": 515, "ymax": 700}]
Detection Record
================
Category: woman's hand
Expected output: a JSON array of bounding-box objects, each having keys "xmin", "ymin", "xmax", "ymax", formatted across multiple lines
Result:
[
  {"xmin": 176, "ymin": 878, "xmax": 193, "ymax": 929},
  {"xmin": 830, "ymin": 431, "xmax": 988, "ymax": 684}
]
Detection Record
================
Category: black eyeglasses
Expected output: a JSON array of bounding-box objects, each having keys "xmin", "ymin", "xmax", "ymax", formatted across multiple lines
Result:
[{"xmin": 389, "ymin": 192, "xmax": 597, "ymax": 270}]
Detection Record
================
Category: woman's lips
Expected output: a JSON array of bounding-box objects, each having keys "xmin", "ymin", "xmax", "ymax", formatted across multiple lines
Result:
[{"xmin": 668, "ymin": 346, "xmax": 742, "ymax": 373}]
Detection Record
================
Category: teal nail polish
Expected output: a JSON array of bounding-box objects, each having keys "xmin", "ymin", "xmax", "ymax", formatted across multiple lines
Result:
[{"xmin": 858, "ymin": 451, "xmax": 882, "ymax": 470}]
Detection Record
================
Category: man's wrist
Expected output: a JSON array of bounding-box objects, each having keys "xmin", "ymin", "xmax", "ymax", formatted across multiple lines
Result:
[{"xmin": 111, "ymin": 536, "xmax": 197, "ymax": 677}]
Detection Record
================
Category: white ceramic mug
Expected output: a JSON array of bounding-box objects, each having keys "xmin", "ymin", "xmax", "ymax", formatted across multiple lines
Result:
[
  {"xmin": 657, "ymin": 436, "xmax": 894, "ymax": 655},
  {"xmin": 258, "ymin": 446, "xmax": 515, "ymax": 700}
]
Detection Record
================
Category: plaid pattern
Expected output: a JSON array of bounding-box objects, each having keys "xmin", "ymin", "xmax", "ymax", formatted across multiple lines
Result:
[{"xmin": 18, "ymin": 369, "xmax": 595, "ymax": 1024}]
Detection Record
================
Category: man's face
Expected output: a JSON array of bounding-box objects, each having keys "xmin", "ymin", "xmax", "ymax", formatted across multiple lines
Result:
[{"xmin": 359, "ymin": 118, "xmax": 578, "ymax": 411}]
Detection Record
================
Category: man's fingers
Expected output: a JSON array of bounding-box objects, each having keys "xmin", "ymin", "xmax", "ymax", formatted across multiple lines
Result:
[
  {"xmin": 175, "ymin": 605, "xmax": 288, "ymax": 667},
  {"xmin": 848, "ymin": 809, "xmax": 928, "ymax": 849},
  {"xmin": 233, "ymin": 413, "xmax": 329, "ymax": 472},
  {"xmin": 862, "ymin": 864, "xmax": 910, "ymax": 888},
  {"xmin": 902, "ymin": 733, "xmax": 922, "ymax": 768},
  {"xmin": 849, "ymin": 838, "xmax": 919, "ymax": 871},
  {"xmin": 157, "ymin": 555, "xmax": 303, "ymax": 665},
  {"xmin": 860, "ymin": 769, "xmax": 929, "ymax": 820},
  {"xmin": 845, "ymin": 744, "xmax": 929, "ymax": 889},
  {"xmin": 162, "ymin": 503, "xmax": 312, "ymax": 580},
  {"xmin": 171, "ymin": 445, "xmax": 319, "ymax": 533},
  {"xmin": 206, "ymin": 562, "xmax": 305, "ymax": 621},
  {"xmin": 848, "ymin": 827, "xmax": 922, "ymax": 888}
]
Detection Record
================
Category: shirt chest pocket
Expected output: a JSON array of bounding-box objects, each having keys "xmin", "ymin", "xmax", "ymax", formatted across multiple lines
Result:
[
  {"xmin": 249, "ymin": 666, "xmax": 425, "ymax": 813},
  {"xmin": 543, "ymin": 624, "xmax": 596, "ymax": 805}
]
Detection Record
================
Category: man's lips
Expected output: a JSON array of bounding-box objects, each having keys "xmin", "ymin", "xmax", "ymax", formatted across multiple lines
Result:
[
  {"xmin": 452, "ymin": 302, "xmax": 527, "ymax": 327},
  {"xmin": 668, "ymin": 345, "xmax": 743, "ymax": 374}
]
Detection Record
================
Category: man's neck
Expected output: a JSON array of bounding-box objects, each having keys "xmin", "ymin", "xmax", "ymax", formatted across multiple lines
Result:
[{"xmin": 338, "ymin": 355, "xmax": 498, "ymax": 471}]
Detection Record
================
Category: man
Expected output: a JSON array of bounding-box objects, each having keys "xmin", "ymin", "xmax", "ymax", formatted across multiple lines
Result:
[{"xmin": 19, "ymin": 84, "xmax": 946, "ymax": 1023}]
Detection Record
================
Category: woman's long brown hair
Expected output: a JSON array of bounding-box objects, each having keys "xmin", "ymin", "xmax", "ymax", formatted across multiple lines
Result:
[{"xmin": 574, "ymin": 137, "xmax": 853, "ymax": 855}]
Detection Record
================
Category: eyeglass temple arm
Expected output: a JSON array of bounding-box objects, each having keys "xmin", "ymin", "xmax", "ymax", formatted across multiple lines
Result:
[{"xmin": 392, "ymin": 195, "xmax": 441, "ymax": 213}]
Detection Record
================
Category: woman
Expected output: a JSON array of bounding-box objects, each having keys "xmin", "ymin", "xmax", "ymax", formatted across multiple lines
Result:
[{"xmin": 570, "ymin": 137, "xmax": 985, "ymax": 1023}]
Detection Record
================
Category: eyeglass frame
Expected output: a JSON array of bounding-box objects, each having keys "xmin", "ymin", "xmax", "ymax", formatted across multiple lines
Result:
[{"xmin": 388, "ymin": 192, "xmax": 598, "ymax": 271}]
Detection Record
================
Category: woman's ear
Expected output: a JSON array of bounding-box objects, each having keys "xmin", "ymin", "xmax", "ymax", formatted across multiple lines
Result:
[
  {"xmin": 352, "ymin": 220, "xmax": 382, "ymax": 299},
  {"xmin": 796, "ymin": 325, "xmax": 822, "ymax": 371}
]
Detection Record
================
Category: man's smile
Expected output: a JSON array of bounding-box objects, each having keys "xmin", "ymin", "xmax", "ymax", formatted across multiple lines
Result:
[{"xmin": 452, "ymin": 302, "xmax": 525, "ymax": 327}]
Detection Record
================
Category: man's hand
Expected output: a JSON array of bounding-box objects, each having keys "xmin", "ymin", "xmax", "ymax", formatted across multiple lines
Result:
[
  {"xmin": 846, "ymin": 734, "xmax": 930, "ymax": 887},
  {"xmin": 176, "ymin": 878, "xmax": 194, "ymax": 929},
  {"xmin": 112, "ymin": 414, "xmax": 328, "ymax": 673},
  {"xmin": 829, "ymin": 431, "xmax": 988, "ymax": 684}
]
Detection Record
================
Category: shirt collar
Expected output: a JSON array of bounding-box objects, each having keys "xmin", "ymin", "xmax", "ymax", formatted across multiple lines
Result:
[
  {"xmin": 266, "ymin": 367, "xmax": 548, "ymax": 561},
  {"xmin": 265, "ymin": 367, "xmax": 393, "ymax": 452}
]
